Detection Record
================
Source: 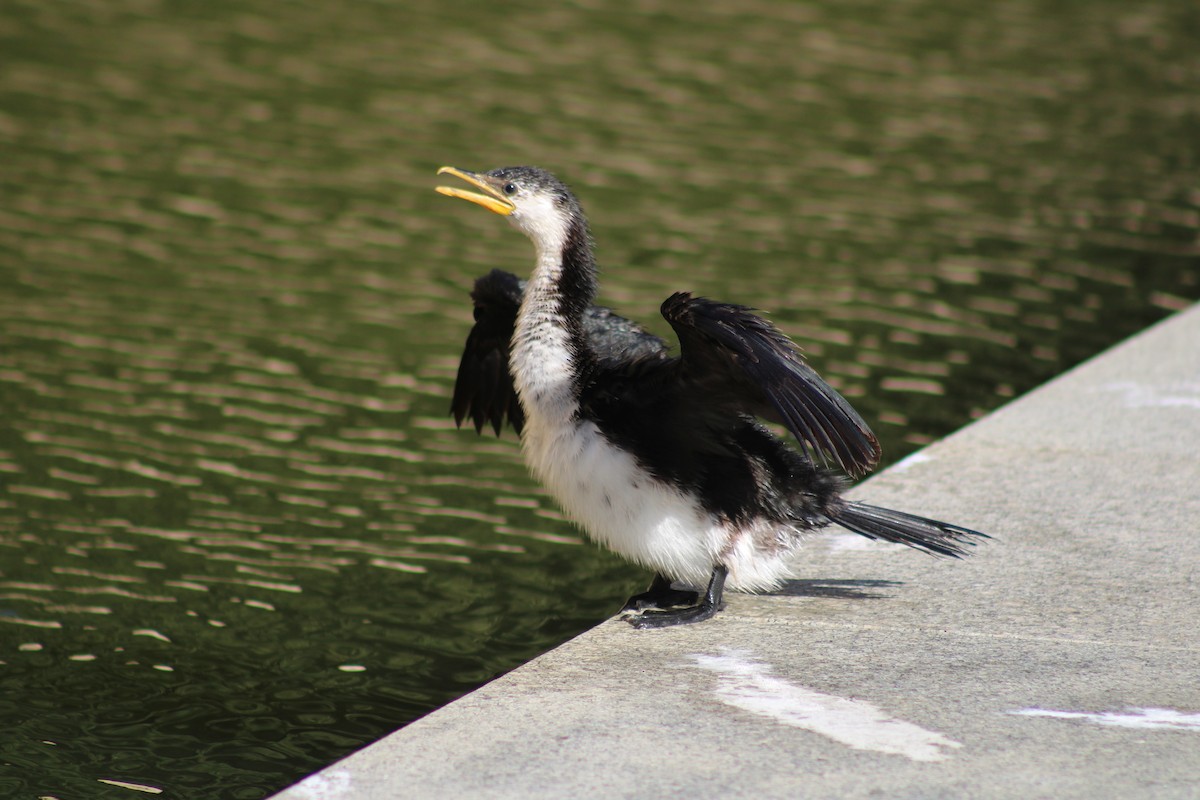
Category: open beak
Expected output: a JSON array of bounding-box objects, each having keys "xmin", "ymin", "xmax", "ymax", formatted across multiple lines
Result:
[{"xmin": 435, "ymin": 166, "xmax": 515, "ymax": 216}]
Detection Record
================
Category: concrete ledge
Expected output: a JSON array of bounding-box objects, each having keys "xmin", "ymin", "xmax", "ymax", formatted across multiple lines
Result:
[{"xmin": 273, "ymin": 303, "xmax": 1200, "ymax": 799}]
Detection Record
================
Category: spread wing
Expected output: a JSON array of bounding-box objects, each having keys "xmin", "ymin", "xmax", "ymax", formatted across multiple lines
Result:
[
  {"xmin": 660, "ymin": 292, "xmax": 881, "ymax": 476},
  {"xmin": 451, "ymin": 270, "xmax": 525, "ymax": 436},
  {"xmin": 451, "ymin": 270, "xmax": 669, "ymax": 436}
]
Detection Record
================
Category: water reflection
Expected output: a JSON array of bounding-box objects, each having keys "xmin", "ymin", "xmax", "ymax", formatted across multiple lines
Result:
[{"xmin": 1, "ymin": 0, "xmax": 1198, "ymax": 796}]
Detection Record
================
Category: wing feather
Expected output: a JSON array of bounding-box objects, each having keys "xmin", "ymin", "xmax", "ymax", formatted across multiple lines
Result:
[
  {"xmin": 450, "ymin": 270, "xmax": 525, "ymax": 435},
  {"xmin": 660, "ymin": 292, "xmax": 881, "ymax": 476}
]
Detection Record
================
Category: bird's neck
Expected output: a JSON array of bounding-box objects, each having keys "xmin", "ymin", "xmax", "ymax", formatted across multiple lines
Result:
[
  {"xmin": 530, "ymin": 215, "xmax": 597, "ymax": 321},
  {"xmin": 511, "ymin": 219, "xmax": 597, "ymax": 420}
]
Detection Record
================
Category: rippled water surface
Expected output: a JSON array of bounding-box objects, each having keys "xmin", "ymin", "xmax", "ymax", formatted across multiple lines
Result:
[{"xmin": 2, "ymin": 0, "xmax": 1198, "ymax": 796}]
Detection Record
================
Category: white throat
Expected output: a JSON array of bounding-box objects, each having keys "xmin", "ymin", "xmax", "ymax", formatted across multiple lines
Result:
[
  {"xmin": 510, "ymin": 251, "xmax": 577, "ymax": 423},
  {"xmin": 508, "ymin": 203, "xmax": 580, "ymax": 424}
]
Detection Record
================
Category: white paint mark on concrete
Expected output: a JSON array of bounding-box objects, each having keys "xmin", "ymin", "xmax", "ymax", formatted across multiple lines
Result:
[
  {"xmin": 281, "ymin": 767, "xmax": 354, "ymax": 799},
  {"xmin": 1009, "ymin": 707, "xmax": 1200, "ymax": 731},
  {"xmin": 687, "ymin": 649, "xmax": 962, "ymax": 761},
  {"xmin": 1099, "ymin": 381, "xmax": 1200, "ymax": 410}
]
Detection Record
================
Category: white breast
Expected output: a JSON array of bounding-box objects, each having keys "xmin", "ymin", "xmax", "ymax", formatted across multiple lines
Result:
[{"xmin": 522, "ymin": 408, "xmax": 726, "ymax": 587}]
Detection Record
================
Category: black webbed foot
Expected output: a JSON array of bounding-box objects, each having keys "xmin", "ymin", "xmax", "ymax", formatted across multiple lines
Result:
[
  {"xmin": 622, "ymin": 573, "xmax": 700, "ymax": 612},
  {"xmin": 626, "ymin": 565, "xmax": 727, "ymax": 629},
  {"xmin": 628, "ymin": 599, "xmax": 722, "ymax": 628}
]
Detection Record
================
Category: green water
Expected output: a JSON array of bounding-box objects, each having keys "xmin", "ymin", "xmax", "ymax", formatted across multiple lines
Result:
[{"xmin": 1, "ymin": 0, "xmax": 1197, "ymax": 796}]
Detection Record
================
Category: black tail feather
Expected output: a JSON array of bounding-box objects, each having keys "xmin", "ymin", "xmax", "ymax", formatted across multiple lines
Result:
[{"xmin": 833, "ymin": 502, "xmax": 989, "ymax": 558}]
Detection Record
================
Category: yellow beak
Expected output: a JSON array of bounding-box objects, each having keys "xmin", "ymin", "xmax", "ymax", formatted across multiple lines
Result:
[{"xmin": 435, "ymin": 166, "xmax": 515, "ymax": 216}]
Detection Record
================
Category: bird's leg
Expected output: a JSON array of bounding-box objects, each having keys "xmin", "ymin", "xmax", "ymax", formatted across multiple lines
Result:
[
  {"xmin": 621, "ymin": 573, "xmax": 700, "ymax": 612},
  {"xmin": 627, "ymin": 565, "xmax": 728, "ymax": 629}
]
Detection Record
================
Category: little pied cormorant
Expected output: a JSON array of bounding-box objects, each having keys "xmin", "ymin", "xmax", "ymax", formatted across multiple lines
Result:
[{"xmin": 437, "ymin": 165, "xmax": 986, "ymax": 628}]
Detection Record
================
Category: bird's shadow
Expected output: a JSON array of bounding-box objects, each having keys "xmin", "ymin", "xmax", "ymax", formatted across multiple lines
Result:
[{"xmin": 769, "ymin": 579, "xmax": 901, "ymax": 600}]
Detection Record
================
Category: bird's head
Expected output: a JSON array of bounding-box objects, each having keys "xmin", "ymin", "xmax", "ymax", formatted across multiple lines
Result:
[{"xmin": 436, "ymin": 165, "xmax": 585, "ymax": 254}]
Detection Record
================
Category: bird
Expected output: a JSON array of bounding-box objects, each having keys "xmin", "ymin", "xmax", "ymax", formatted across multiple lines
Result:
[{"xmin": 437, "ymin": 165, "xmax": 987, "ymax": 628}]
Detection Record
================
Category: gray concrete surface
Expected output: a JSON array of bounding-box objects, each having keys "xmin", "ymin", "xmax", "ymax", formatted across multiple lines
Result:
[{"xmin": 273, "ymin": 303, "xmax": 1200, "ymax": 799}]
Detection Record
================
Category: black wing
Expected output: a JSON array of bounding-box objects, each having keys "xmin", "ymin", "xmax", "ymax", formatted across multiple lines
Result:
[
  {"xmin": 451, "ymin": 270, "xmax": 669, "ymax": 436},
  {"xmin": 451, "ymin": 270, "xmax": 525, "ymax": 436},
  {"xmin": 660, "ymin": 292, "xmax": 881, "ymax": 476}
]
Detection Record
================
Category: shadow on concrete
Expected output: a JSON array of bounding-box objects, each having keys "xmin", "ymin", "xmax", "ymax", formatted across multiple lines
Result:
[{"xmin": 771, "ymin": 579, "xmax": 901, "ymax": 600}]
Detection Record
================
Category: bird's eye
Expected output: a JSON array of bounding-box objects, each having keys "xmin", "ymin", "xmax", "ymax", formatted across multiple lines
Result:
[{"xmin": 503, "ymin": 183, "xmax": 517, "ymax": 195}]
